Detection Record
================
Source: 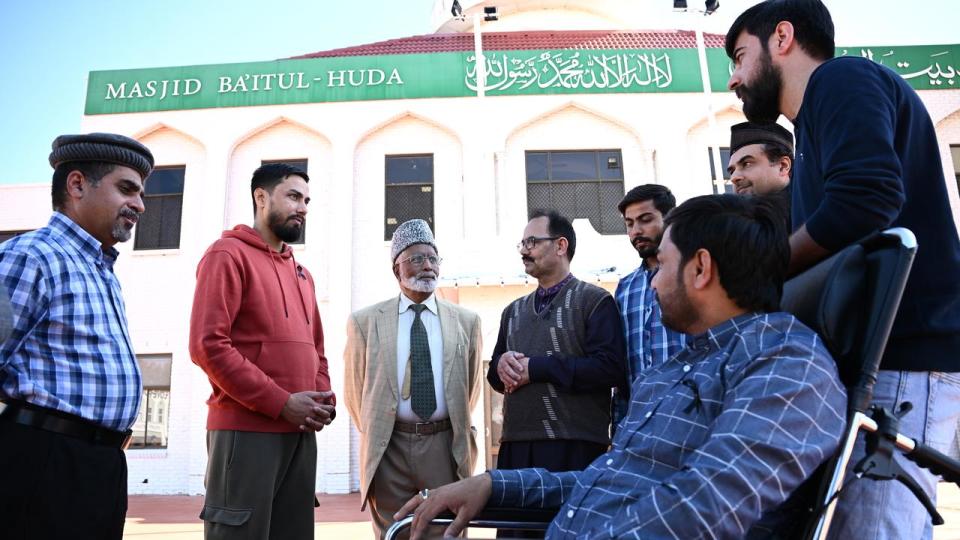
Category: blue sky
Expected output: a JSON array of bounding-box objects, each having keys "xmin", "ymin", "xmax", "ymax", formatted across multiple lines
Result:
[{"xmin": 1, "ymin": 0, "xmax": 955, "ymax": 185}]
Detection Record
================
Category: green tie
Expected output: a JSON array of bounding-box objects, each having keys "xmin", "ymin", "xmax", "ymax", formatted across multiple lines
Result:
[{"xmin": 409, "ymin": 304, "xmax": 436, "ymax": 421}]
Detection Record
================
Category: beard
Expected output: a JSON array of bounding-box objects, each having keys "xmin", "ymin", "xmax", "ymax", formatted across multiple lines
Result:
[
  {"xmin": 403, "ymin": 273, "xmax": 437, "ymax": 293},
  {"xmin": 656, "ymin": 271, "xmax": 699, "ymax": 333},
  {"xmin": 632, "ymin": 233, "xmax": 662, "ymax": 260},
  {"xmin": 111, "ymin": 207, "xmax": 141, "ymax": 243},
  {"xmin": 737, "ymin": 50, "xmax": 784, "ymax": 123},
  {"xmin": 267, "ymin": 209, "xmax": 304, "ymax": 243}
]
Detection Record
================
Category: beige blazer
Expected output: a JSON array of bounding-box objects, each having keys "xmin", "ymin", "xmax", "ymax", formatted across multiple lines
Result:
[{"xmin": 343, "ymin": 296, "xmax": 482, "ymax": 507}]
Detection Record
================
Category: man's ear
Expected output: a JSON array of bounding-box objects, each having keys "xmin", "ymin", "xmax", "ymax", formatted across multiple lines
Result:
[
  {"xmin": 64, "ymin": 170, "xmax": 87, "ymax": 202},
  {"xmin": 691, "ymin": 248, "xmax": 714, "ymax": 290},
  {"xmin": 253, "ymin": 187, "xmax": 268, "ymax": 212},
  {"xmin": 392, "ymin": 264, "xmax": 401, "ymax": 280},
  {"xmin": 555, "ymin": 237, "xmax": 569, "ymax": 258},
  {"xmin": 772, "ymin": 21, "xmax": 796, "ymax": 56},
  {"xmin": 779, "ymin": 156, "xmax": 793, "ymax": 177}
]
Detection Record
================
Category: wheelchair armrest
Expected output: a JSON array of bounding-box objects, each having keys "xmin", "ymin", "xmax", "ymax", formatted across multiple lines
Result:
[{"xmin": 386, "ymin": 506, "xmax": 558, "ymax": 539}]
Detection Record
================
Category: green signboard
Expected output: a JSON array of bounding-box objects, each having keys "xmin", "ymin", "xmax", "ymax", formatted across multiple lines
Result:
[{"xmin": 85, "ymin": 43, "xmax": 960, "ymax": 115}]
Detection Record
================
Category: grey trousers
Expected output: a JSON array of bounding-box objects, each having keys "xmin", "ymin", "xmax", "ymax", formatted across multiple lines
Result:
[{"xmin": 201, "ymin": 430, "xmax": 317, "ymax": 540}]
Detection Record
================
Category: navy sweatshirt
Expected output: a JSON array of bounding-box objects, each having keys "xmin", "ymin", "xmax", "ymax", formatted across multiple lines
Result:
[{"xmin": 792, "ymin": 56, "xmax": 960, "ymax": 372}]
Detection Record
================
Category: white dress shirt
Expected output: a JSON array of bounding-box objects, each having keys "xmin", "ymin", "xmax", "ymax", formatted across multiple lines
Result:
[{"xmin": 396, "ymin": 293, "xmax": 447, "ymax": 422}]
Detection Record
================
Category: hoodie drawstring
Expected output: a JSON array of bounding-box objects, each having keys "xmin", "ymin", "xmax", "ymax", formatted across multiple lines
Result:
[
  {"xmin": 269, "ymin": 252, "xmax": 289, "ymax": 318},
  {"xmin": 290, "ymin": 252, "xmax": 311, "ymax": 325}
]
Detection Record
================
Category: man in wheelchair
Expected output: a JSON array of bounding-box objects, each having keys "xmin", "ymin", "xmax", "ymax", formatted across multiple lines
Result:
[{"xmin": 396, "ymin": 194, "xmax": 848, "ymax": 539}]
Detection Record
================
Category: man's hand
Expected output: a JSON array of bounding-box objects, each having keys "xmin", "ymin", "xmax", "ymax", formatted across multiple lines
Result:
[
  {"xmin": 497, "ymin": 351, "xmax": 529, "ymax": 393},
  {"xmin": 393, "ymin": 474, "xmax": 492, "ymax": 539},
  {"xmin": 281, "ymin": 391, "xmax": 336, "ymax": 431}
]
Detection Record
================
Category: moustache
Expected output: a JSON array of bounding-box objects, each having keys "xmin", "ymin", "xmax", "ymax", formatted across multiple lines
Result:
[
  {"xmin": 521, "ymin": 256, "xmax": 534, "ymax": 264},
  {"xmin": 416, "ymin": 272, "xmax": 436, "ymax": 280},
  {"xmin": 119, "ymin": 208, "xmax": 141, "ymax": 223}
]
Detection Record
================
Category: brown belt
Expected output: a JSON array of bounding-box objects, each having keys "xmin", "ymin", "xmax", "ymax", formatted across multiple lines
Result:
[{"xmin": 393, "ymin": 418, "xmax": 452, "ymax": 436}]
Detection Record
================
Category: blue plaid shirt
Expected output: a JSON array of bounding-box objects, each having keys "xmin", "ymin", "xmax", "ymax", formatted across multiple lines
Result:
[
  {"xmin": 612, "ymin": 264, "xmax": 687, "ymax": 427},
  {"xmin": 489, "ymin": 312, "xmax": 847, "ymax": 539},
  {"xmin": 0, "ymin": 212, "xmax": 141, "ymax": 430}
]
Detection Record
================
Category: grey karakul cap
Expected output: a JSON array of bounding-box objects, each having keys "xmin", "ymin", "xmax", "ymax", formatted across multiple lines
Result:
[
  {"xmin": 49, "ymin": 132, "xmax": 155, "ymax": 179},
  {"xmin": 390, "ymin": 219, "xmax": 437, "ymax": 263},
  {"xmin": 729, "ymin": 121, "xmax": 794, "ymax": 155}
]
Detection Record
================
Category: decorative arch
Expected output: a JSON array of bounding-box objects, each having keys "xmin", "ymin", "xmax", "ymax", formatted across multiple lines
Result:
[
  {"xmin": 504, "ymin": 101, "xmax": 644, "ymax": 150},
  {"xmin": 353, "ymin": 110, "xmax": 462, "ymax": 152},
  {"xmin": 133, "ymin": 122, "xmax": 205, "ymax": 150}
]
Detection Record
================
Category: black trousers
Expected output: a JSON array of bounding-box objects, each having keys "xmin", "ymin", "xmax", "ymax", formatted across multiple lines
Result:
[{"xmin": 0, "ymin": 419, "xmax": 128, "ymax": 540}]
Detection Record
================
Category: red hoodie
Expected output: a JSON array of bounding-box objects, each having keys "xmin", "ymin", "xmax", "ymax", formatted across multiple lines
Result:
[{"xmin": 189, "ymin": 225, "xmax": 334, "ymax": 432}]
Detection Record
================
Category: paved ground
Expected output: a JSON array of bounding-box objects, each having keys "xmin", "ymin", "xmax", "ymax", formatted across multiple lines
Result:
[{"xmin": 124, "ymin": 484, "xmax": 960, "ymax": 539}]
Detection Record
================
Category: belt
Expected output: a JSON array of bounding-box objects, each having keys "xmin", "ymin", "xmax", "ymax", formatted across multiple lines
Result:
[
  {"xmin": 0, "ymin": 400, "xmax": 133, "ymax": 450},
  {"xmin": 393, "ymin": 418, "xmax": 452, "ymax": 436}
]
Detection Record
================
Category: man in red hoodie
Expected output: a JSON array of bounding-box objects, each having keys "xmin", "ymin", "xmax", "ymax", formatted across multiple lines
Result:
[{"xmin": 189, "ymin": 163, "xmax": 335, "ymax": 540}]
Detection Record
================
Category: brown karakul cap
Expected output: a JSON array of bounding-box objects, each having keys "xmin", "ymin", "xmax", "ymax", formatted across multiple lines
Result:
[
  {"xmin": 729, "ymin": 122, "xmax": 794, "ymax": 155},
  {"xmin": 49, "ymin": 132, "xmax": 154, "ymax": 179}
]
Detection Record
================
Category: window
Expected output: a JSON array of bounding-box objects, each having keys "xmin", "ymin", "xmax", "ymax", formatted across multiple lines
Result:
[
  {"xmin": 134, "ymin": 167, "xmax": 184, "ymax": 250},
  {"xmin": 0, "ymin": 230, "xmax": 31, "ymax": 244},
  {"xmin": 524, "ymin": 150, "xmax": 625, "ymax": 235},
  {"xmin": 385, "ymin": 154, "xmax": 434, "ymax": 240},
  {"xmin": 261, "ymin": 159, "xmax": 308, "ymax": 245},
  {"xmin": 951, "ymin": 145, "xmax": 960, "ymax": 194},
  {"xmin": 130, "ymin": 354, "xmax": 172, "ymax": 449},
  {"xmin": 707, "ymin": 147, "xmax": 734, "ymax": 194}
]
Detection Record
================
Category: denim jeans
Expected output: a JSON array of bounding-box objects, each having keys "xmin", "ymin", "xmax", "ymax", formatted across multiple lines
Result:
[{"xmin": 826, "ymin": 370, "xmax": 960, "ymax": 540}]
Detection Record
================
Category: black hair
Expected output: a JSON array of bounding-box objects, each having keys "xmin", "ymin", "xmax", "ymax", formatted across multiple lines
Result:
[
  {"xmin": 664, "ymin": 194, "xmax": 789, "ymax": 312},
  {"xmin": 250, "ymin": 163, "xmax": 309, "ymax": 215},
  {"xmin": 617, "ymin": 184, "xmax": 676, "ymax": 216},
  {"xmin": 51, "ymin": 161, "xmax": 117, "ymax": 211},
  {"xmin": 529, "ymin": 209, "xmax": 576, "ymax": 262},
  {"xmin": 725, "ymin": 0, "xmax": 835, "ymax": 62},
  {"xmin": 762, "ymin": 141, "xmax": 793, "ymax": 164}
]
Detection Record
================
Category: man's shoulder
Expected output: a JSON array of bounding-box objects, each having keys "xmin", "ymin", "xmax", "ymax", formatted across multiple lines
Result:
[
  {"xmin": 810, "ymin": 57, "xmax": 900, "ymax": 96},
  {"xmin": 740, "ymin": 312, "xmax": 828, "ymax": 356},
  {"xmin": 437, "ymin": 298, "xmax": 480, "ymax": 322},
  {"xmin": 1, "ymin": 227, "xmax": 66, "ymax": 265},
  {"xmin": 351, "ymin": 297, "xmax": 398, "ymax": 321},
  {"xmin": 572, "ymin": 279, "xmax": 614, "ymax": 301}
]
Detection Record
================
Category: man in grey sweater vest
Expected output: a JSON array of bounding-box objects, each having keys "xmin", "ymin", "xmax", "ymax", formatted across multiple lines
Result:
[{"xmin": 488, "ymin": 210, "xmax": 627, "ymax": 483}]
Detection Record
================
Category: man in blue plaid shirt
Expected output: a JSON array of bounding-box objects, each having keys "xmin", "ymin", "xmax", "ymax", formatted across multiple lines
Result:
[
  {"xmin": 396, "ymin": 194, "xmax": 847, "ymax": 539},
  {"xmin": 612, "ymin": 184, "xmax": 687, "ymax": 431},
  {"xmin": 0, "ymin": 133, "xmax": 154, "ymax": 540}
]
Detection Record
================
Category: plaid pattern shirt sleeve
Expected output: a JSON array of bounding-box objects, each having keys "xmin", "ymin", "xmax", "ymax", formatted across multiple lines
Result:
[
  {"xmin": 0, "ymin": 213, "xmax": 141, "ymax": 430},
  {"xmin": 613, "ymin": 266, "xmax": 687, "ymax": 427},
  {"xmin": 489, "ymin": 312, "xmax": 847, "ymax": 539}
]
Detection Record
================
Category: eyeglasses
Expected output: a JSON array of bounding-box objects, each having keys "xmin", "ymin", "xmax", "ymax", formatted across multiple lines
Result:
[
  {"xmin": 397, "ymin": 254, "xmax": 442, "ymax": 267},
  {"xmin": 517, "ymin": 236, "xmax": 560, "ymax": 251}
]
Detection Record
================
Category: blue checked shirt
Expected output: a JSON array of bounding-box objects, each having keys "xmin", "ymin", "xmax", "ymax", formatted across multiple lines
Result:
[
  {"xmin": 0, "ymin": 212, "xmax": 141, "ymax": 430},
  {"xmin": 489, "ymin": 312, "xmax": 847, "ymax": 539},
  {"xmin": 612, "ymin": 264, "xmax": 687, "ymax": 427}
]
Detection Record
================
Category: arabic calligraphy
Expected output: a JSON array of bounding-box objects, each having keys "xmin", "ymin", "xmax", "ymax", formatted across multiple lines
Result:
[
  {"xmin": 465, "ymin": 50, "xmax": 676, "ymax": 93},
  {"xmin": 841, "ymin": 48, "xmax": 958, "ymax": 86}
]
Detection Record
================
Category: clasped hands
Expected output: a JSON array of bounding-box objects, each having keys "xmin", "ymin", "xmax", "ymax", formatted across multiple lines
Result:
[
  {"xmin": 281, "ymin": 390, "xmax": 336, "ymax": 431},
  {"xmin": 497, "ymin": 351, "xmax": 531, "ymax": 393}
]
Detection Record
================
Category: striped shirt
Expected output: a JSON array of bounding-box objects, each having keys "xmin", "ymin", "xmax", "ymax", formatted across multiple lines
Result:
[
  {"xmin": 489, "ymin": 312, "xmax": 847, "ymax": 539},
  {"xmin": 612, "ymin": 264, "xmax": 687, "ymax": 427},
  {"xmin": 0, "ymin": 212, "xmax": 141, "ymax": 430}
]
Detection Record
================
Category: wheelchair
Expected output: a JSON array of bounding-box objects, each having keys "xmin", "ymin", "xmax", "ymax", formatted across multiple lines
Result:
[{"xmin": 388, "ymin": 228, "xmax": 960, "ymax": 540}]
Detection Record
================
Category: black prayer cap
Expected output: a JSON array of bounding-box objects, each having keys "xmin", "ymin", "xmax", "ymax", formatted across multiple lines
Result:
[
  {"xmin": 49, "ymin": 132, "xmax": 154, "ymax": 179},
  {"xmin": 729, "ymin": 122, "xmax": 794, "ymax": 155}
]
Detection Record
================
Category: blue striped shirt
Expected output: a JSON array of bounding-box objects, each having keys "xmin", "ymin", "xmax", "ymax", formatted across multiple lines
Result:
[
  {"xmin": 0, "ymin": 212, "xmax": 141, "ymax": 430},
  {"xmin": 612, "ymin": 264, "xmax": 687, "ymax": 427},
  {"xmin": 489, "ymin": 312, "xmax": 847, "ymax": 539}
]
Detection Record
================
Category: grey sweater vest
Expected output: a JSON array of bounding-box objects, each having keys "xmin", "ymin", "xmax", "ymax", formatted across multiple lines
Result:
[{"xmin": 500, "ymin": 278, "xmax": 612, "ymax": 445}]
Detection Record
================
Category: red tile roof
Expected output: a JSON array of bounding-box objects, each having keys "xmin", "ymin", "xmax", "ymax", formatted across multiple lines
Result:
[{"xmin": 292, "ymin": 30, "xmax": 725, "ymax": 59}]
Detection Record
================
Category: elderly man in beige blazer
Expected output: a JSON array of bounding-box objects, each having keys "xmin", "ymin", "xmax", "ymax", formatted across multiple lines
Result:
[{"xmin": 344, "ymin": 219, "xmax": 482, "ymax": 539}]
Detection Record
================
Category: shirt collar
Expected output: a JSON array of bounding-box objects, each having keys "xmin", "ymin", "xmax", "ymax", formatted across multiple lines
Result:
[
  {"xmin": 398, "ymin": 292, "xmax": 438, "ymax": 315},
  {"xmin": 687, "ymin": 312, "xmax": 763, "ymax": 352},
  {"xmin": 537, "ymin": 273, "xmax": 574, "ymax": 297},
  {"xmin": 48, "ymin": 212, "xmax": 119, "ymax": 267}
]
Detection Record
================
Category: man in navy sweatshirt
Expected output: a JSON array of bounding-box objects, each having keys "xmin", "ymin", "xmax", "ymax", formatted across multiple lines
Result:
[{"xmin": 726, "ymin": 1, "xmax": 960, "ymax": 539}]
